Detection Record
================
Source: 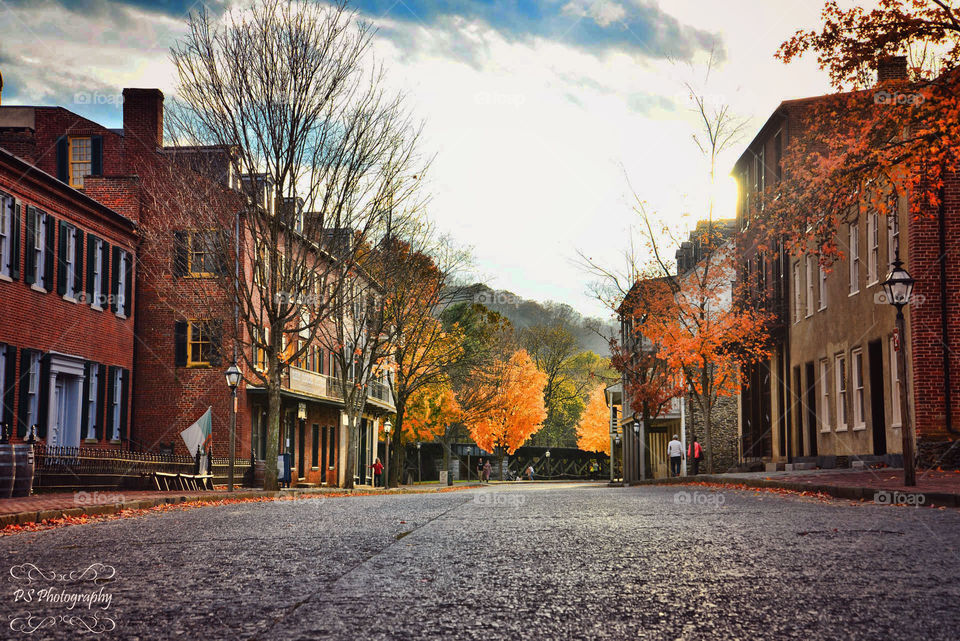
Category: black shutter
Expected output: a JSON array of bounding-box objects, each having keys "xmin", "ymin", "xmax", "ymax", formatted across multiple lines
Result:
[
  {"xmin": 9, "ymin": 200, "xmax": 20, "ymax": 281},
  {"xmin": 91, "ymin": 136, "xmax": 103, "ymax": 176},
  {"xmin": 43, "ymin": 215, "xmax": 55, "ymax": 292},
  {"xmin": 110, "ymin": 245, "xmax": 120, "ymax": 313},
  {"xmin": 56, "ymin": 136, "xmax": 68, "ymax": 183},
  {"xmin": 16, "ymin": 349, "xmax": 32, "ymax": 438},
  {"xmin": 119, "ymin": 368, "xmax": 129, "ymax": 441},
  {"xmin": 80, "ymin": 361, "xmax": 91, "ymax": 441},
  {"xmin": 174, "ymin": 322, "xmax": 188, "ymax": 367},
  {"xmin": 105, "ymin": 366, "xmax": 117, "ymax": 441},
  {"xmin": 23, "ymin": 206, "xmax": 35, "ymax": 286},
  {"xmin": 74, "ymin": 228, "xmax": 84, "ymax": 296},
  {"xmin": 209, "ymin": 320, "xmax": 223, "ymax": 367},
  {"xmin": 95, "ymin": 363, "xmax": 106, "ymax": 441},
  {"xmin": 173, "ymin": 231, "xmax": 188, "ymax": 277},
  {"xmin": 37, "ymin": 353, "xmax": 50, "ymax": 439},
  {"xmin": 85, "ymin": 234, "xmax": 96, "ymax": 304},
  {"xmin": 123, "ymin": 251, "xmax": 132, "ymax": 317},
  {"xmin": 100, "ymin": 240, "xmax": 110, "ymax": 308},
  {"xmin": 2, "ymin": 345, "xmax": 15, "ymax": 435},
  {"xmin": 56, "ymin": 220, "xmax": 68, "ymax": 296}
]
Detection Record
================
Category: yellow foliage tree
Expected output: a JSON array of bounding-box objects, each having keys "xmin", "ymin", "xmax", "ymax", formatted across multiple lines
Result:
[
  {"xmin": 467, "ymin": 350, "xmax": 547, "ymax": 454},
  {"xmin": 576, "ymin": 387, "xmax": 611, "ymax": 455}
]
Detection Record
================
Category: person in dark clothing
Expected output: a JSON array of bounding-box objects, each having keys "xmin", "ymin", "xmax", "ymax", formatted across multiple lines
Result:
[
  {"xmin": 370, "ymin": 458, "xmax": 384, "ymax": 487},
  {"xmin": 688, "ymin": 437, "xmax": 704, "ymax": 475},
  {"xmin": 477, "ymin": 458, "xmax": 485, "ymax": 483}
]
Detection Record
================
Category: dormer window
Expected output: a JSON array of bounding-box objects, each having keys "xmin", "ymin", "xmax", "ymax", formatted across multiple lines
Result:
[{"xmin": 69, "ymin": 137, "xmax": 92, "ymax": 188}]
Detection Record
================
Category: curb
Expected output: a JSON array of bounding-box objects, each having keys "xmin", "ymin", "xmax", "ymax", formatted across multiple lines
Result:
[{"xmin": 629, "ymin": 475, "xmax": 960, "ymax": 507}]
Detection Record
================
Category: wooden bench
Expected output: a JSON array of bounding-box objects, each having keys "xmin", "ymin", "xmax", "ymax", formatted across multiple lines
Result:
[{"xmin": 150, "ymin": 472, "xmax": 214, "ymax": 492}]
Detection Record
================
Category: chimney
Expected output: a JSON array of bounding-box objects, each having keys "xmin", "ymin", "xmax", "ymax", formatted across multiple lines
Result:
[
  {"xmin": 876, "ymin": 56, "xmax": 908, "ymax": 83},
  {"xmin": 122, "ymin": 88, "xmax": 164, "ymax": 151}
]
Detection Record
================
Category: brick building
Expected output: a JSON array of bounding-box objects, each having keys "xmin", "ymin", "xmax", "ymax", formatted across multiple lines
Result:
[
  {"xmin": 0, "ymin": 88, "xmax": 394, "ymax": 487},
  {"xmin": 0, "ymin": 143, "xmax": 136, "ymax": 449}
]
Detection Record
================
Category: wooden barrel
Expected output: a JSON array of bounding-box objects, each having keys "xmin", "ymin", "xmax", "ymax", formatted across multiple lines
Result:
[
  {"xmin": 12, "ymin": 444, "xmax": 34, "ymax": 498},
  {"xmin": 0, "ymin": 444, "xmax": 14, "ymax": 499}
]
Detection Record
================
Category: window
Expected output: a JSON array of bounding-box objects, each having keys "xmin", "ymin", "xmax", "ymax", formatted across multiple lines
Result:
[
  {"xmin": 741, "ymin": 169, "xmax": 751, "ymax": 226},
  {"xmin": 86, "ymin": 365, "xmax": 99, "ymax": 440},
  {"xmin": 0, "ymin": 193, "xmax": 16, "ymax": 280},
  {"xmin": 61, "ymin": 223, "xmax": 78, "ymax": 299},
  {"xmin": 32, "ymin": 208, "xmax": 47, "ymax": 288},
  {"xmin": 818, "ymin": 261, "xmax": 827, "ymax": 311},
  {"xmin": 311, "ymin": 424, "xmax": 320, "ymax": 468},
  {"xmin": 188, "ymin": 231, "xmax": 220, "ymax": 277},
  {"xmin": 793, "ymin": 262, "xmax": 802, "ymax": 323},
  {"xmin": 24, "ymin": 351, "xmax": 40, "ymax": 431},
  {"xmin": 835, "ymin": 353, "xmax": 848, "ymax": 430},
  {"xmin": 756, "ymin": 148, "xmax": 766, "ymax": 209},
  {"xmin": 68, "ymin": 137, "xmax": 93, "ymax": 188},
  {"xmin": 254, "ymin": 327, "xmax": 268, "ymax": 372},
  {"xmin": 848, "ymin": 222, "xmax": 860, "ymax": 294},
  {"xmin": 89, "ymin": 237, "xmax": 105, "ymax": 308},
  {"xmin": 188, "ymin": 321, "xmax": 215, "ymax": 368},
  {"xmin": 890, "ymin": 336, "xmax": 902, "ymax": 428},
  {"xmin": 111, "ymin": 368, "xmax": 122, "ymax": 441},
  {"xmin": 327, "ymin": 425, "xmax": 336, "ymax": 469},
  {"xmin": 867, "ymin": 211, "xmax": 879, "ymax": 285},
  {"xmin": 774, "ymin": 130, "xmax": 783, "ymax": 183},
  {"xmin": 852, "ymin": 348, "xmax": 865, "ymax": 429},
  {"xmin": 112, "ymin": 248, "xmax": 131, "ymax": 317},
  {"xmin": 888, "ymin": 202, "xmax": 900, "ymax": 264},
  {"xmin": 819, "ymin": 358, "xmax": 831, "ymax": 431},
  {"xmin": 805, "ymin": 256, "xmax": 815, "ymax": 317}
]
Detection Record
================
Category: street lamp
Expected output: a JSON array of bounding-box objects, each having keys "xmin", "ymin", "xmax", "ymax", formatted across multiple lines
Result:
[
  {"xmin": 224, "ymin": 363, "xmax": 241, "ymax": 492},
  {"xmin": 383, "ymin": 419, "xmax": 392, "ymax": 489},
  {"xmin": 545, "ymin": 449, "xmax": 551, "ymax": 480},
  {"xmin": 416, "ymin": 441, "xmax": 422, "ymax": 483},
  {"xmin": 613, "ymin": 436, "xmax": 621, "ymax": 482},
  {"xmin": 882, "ymin": 250, "xmax": 917, "ymax": 486}
]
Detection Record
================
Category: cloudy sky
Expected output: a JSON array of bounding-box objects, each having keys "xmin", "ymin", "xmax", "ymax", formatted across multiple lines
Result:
[{"xmin": 0, "ymin": 0, "xmax": 841, "ymax": 319}]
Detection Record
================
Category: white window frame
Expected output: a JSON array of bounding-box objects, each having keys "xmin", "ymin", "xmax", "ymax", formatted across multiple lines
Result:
[
  {"xmin": 33, "ymin": 209, "xmax": 47, "ymax": 289},
  {"xmin": 63, "ymin": 224, "xmax": 77, "ymax": 300},
  {"xmin": 890, "ymin": 336, "xmax": 902, "ymax": 428},
  {"xmin": 888, "ymin": 200, "xmax": 900, "ymax": 264},
  {"xmin": 852, "ymin": 348, "xmax": 866, "ymax": 430},
  {"xmin": 0, "ymin": 194, "xmax": 12, "ymax": 279},
  {"xmin": 805, "ymin": 256, "xmax": 815, "ymax": 318},
  {"xmin": 835, "ymin": 353, "xmax": 848, "ymax": 431},
  {"xmin": 819, "ymin": 358, "xmax": 831, "ymax": 432},
  {"xmin": 818, "ymin": 262, "xmax": 827, "ymax": 311},
  {"xmin": 91, "ymin": 237, "xmax": 104, "ymax": 309},
  {"xmin": 27, "ymin": 352, "xmax": 40, "ymax": 429},
  {"xmin": 115, "ymin": 250, "xmax": 128, "ymax": 318},
  {"xmin": 111, "ymin": 368, "xmax": 122, "ymax": 441},
  {"xmin": 793, "ymin": 262, "xmax": 802, "ymax": 323},
  {"xmin": 848, "ymin": 222, "xmax": 860, "ymax": 295},
  {"xmin": 86, "ymin": 366, "xmax": 98, "ymax": 440},
  {"xmin": 867, "ymin": 210, "xmax": 879, "ymax": 285}
]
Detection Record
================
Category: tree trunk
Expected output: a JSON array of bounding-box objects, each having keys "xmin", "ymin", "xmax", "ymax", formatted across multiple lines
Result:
[
  {"xmin": 342, "ymin": 403, "xmax": 356, "ymax": 489},
  {"xmin": 264, "ymin": 351, "xmax": 282, "ymax": 491},
  {"xmin": 704, "ymin": 400, "xmax": 714, "ymax": 475}
]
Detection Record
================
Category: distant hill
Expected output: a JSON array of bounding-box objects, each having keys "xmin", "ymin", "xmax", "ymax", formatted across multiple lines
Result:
[{"xmin": 447, "ymin": 283, "xmax": 616, "ymax": 356}]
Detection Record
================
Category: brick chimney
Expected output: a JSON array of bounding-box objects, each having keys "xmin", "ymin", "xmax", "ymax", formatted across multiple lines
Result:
[
  {"xmin": 876, "ymin": 56, "xmax": 908, "ymax": 83},
  {"xmin": 122, "ymin": 88, "xmax": 164, "ymax": 152}
]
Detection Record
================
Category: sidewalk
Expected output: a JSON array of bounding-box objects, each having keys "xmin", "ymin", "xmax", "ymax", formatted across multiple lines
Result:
[
  {"xmin": 0, "ymin": 482, "xmax": 482, "ymax": 528},
  {"xmin": 635, "ymin": 467, "xmax": 960, "ymax": 507}
]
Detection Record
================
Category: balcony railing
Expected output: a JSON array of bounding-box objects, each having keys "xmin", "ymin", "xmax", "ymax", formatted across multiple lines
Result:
[{"xmin": 286, "ymin": 367, "xmax": 394, "ymax": 410}]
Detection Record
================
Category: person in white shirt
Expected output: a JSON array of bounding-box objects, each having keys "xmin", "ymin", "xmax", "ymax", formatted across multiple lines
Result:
[{"xmin": 666, "ymin": 435, "xmax": 684, "ymax": 477}]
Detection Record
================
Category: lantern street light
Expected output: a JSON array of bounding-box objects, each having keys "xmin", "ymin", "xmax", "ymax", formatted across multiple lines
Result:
[
  {"xmin": 545, "ymin": 449, "xmax": 551, "ymax": 480},
  {"xmin": 882, "ymin": 250, "xmax": 916, "ymax": 486},
  {"xmin": 613, "ymin": 435, "xmax": 621, "ymax": 483},
  {"xmin": 383, "ymin": 419, "xmax": 392, "ymax": 488},
  {"xmin": 224, "ymin": 363, "xmax": 241, "ymax": 492}
]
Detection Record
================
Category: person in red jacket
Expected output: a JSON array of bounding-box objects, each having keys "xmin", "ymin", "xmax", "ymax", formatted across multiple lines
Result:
[
  {"xmin": 370, "ymin": 458, "xmax": 385, "ymax": 487},
  {"xmin": 688, "ymin": 437, "xmax": 704, "ymax": 475}
]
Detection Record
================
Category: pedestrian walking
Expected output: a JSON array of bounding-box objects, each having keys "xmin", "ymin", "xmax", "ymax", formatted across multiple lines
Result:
[
  {"xmin": 369, "ymin": 458, "xmax": 384, "ymax": 487},
  {"xmin": 483, "ymin": 460, "xmax": 492, "ymax": 483},
  {"xmin": 687, "ymin": 437, "xmax": 703, "ymax": 475},
  {"xmin": 526, "ymin": 464, "xmax": 534, "ymax": 481},
  {"xmin": 667, "ymin": 434, "xmax": 684, "ymax": 477},
  {"xmin": 477, "ymin": 458, "xmax": 485, "ymax": 483}
]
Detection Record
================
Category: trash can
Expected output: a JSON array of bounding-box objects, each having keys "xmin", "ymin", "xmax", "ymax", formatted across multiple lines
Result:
[{"xmin": 12, "ymin": 444, "xmax": 35, "ymax": 498}]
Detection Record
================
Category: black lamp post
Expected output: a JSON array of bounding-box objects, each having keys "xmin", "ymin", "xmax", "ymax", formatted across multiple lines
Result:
[
  {"xmin": 545, "ymin": 449, "xmax": 551, "ymax": 480},
  {"xmin": 613, "ymin": 436, "xmax": 621, "ymax": 482},
  {"xmin": 383, "ymin": 419, "xmax": 392, "ymax": 488},
  {"xmin": 882, "ymin": 251, "xmax": 916, "ymax": 486},
  {"xmin": 224, "ymin": 363, "xmax": 241, "ymax": 492}
]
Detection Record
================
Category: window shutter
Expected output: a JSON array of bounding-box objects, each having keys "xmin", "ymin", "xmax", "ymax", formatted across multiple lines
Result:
[
  {"xmin": 85, "ymin": 234, "xmax": 96, "ymax": 303},
  {"xmin": 118, "ymin": 368, "xmax": 129, "ymax": 442},
  {"xmin": 43, "ymin": 215, "xmax": 55, "ymax": 291},
  {"xmin": 56, "ymin": 220, "xmax": 68, "ymax": 296},
  {"xmin": 105, "ymin": 365, "xmax": 117, "ymax": 440},
  {"xmin": 10, "ymin": 201, "xmax": 20, "ymax": 281},
  {"xmin": 55, "ymin": 137, "xmax": 68, "ymax": 183},
  {"xmin": 110, "ymin": 245, "xmax": 120, "ymax": 313},
  {"xmin": 174, "ymin": 322, "xmax": 188, "ymax": 367},
  {"xmin": 23, "ymin": 206, "xmax": 35, "ymax": 286},
  {"xmin": 2, "ymin": 344, "xmax": 16, "ymax": 434},
  {"xmin": 37, "ymin": 353, "xmax": 50, "ymax": 439},
  {"xmin": 209, "ymin": 320, "xmax": 223, "ymax": 367},
  {"xmin": 95, "ymin": 363, "xmax": 106, "ymax": 441},
  {"xmin": 74, "ymin": 228, "xmax": 84, "ymax": 296},
  {"xmin": 123, "ymin": 251, "xmax": 133, "ymax": 317},
  {"xmin": 16, "ymin": 349, "xmax": 32, "ymax": 438},
  {"xmin": 91, "ymin": 136, "xmax": 103, "ymax": 176},
  {"xmin": 172, "ymin": 231, "xmax": 188, "ymax": 277},
  {"xmin": 80, "ymin": 361, "xmax": 91, "ymax": 441}
]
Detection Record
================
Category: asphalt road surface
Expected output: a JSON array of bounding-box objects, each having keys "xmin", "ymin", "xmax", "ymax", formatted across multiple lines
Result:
[{"xmin": 1, "ymin": 482, "xmax": 958, "ymax": 640}]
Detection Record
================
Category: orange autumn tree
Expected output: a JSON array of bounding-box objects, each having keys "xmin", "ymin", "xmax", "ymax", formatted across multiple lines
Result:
[
  {"xmin": 403, "ymin": 382, "xmax": 461, "ymax": 442},
  {"xmin": 576, "ymin": 387, "xmax": 612, "ymax": 455},
  {"xmin": 467, "ymin": 350, "xmax": 547, "ymax": 456}
]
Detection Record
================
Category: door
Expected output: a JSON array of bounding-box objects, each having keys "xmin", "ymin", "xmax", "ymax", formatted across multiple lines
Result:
[
  {"xmin": 50, "ymin": 376, "xmax": 81, "ymax": 448},
  {"xmin": 298, "ymin": 420, "xmax": 306, "ymax": 478},
  {"xmin": 320, "ymin": 425, "xmax": 328, "ymax": 479},
  {"xmin": 805, "ymin": 362, "xmax": 818, "ymax": 456},
  {"xmin": 646, "ymin": 431, "xmax": 668, "ymax": 479},
  {"xmin": 868, "ymin": 340, "xmax": 887, "ymax": 455},
  {"xmin": 357, "ymin": 418, "xmax": 368, "ymax": 484}
]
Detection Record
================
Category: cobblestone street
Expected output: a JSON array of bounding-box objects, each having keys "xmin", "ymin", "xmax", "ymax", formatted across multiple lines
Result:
[{"xmin": 1, "ymin": 482, "xmax": 958, "ymax": 640}]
